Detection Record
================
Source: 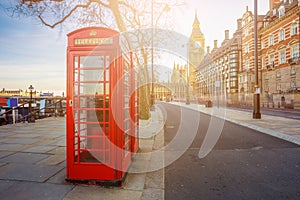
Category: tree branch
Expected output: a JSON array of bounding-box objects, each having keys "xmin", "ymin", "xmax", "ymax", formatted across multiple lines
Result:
[{"xmin": 38, "ymin": 0, "xmax": 110, "ymax": 28}]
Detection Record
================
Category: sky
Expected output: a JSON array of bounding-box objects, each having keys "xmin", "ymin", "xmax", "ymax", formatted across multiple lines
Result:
[{"xmin": 0, "ymin": 0, "xmax": 269, "ymax": 93}]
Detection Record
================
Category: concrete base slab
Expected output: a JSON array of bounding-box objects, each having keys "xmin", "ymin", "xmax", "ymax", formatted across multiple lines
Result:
[{"xmin": 63, "ymin": 185, "xmax": 142, "ymax": 200}]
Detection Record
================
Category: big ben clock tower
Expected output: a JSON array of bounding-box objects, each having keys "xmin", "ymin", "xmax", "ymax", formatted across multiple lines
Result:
[{"xmin": 189, "ymin": 10, "xmax": 205, "ymax": 95}]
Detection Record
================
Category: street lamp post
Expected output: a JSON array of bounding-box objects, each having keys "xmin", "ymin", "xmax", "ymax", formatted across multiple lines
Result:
[
  {"xmin": 253, "ymin": 0, "xmax": 261, "ymax": 119},
  {"xmin": 150, "ymin": 0, "xmax": 155, "ymax": 111},
  {"xmin": 186, "ymin": 42, "xmax": 190, "ymax": 105},
  {"xmin": 28, "ymin": 84, "xmax": 35, "ymax": 122}
]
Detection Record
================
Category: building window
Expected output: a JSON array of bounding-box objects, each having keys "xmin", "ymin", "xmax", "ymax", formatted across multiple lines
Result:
[
  {"xmin": 269, "ymin": 35, "xmax": 274, "ymax": 46},
  {"xmin": 291, "ymin": 23, "xmax": 298, "ymax": 35},
  {"xmin": 291, "ymin": 80, "xmax": 296, "ymax": 87},
  {"xmin": 230, "ymin": 53, "xmax": 237, "ymax": 58},
  {"xmin": 245, "ymin": 43, "xmax": 250, "ymax": 53},
  {"xmin": 244, "ymin": 28, "xmax": 249, "ymax": 36},
  {"xmin": 278, "ymin": 6, "xmax": 285, "ymax": 18},
  {"xmin": 289, "ymin": 0, "xmax": 293, "ymax": 4},
  {"xmin": 261, "ymin": 40, "xmax": 265, "ymax": 49},
  {"xmin": 291, "ymin": 45, "xmax": 299, "ymax": 60},
  {"xmin": 246, "ymin": 60, "xmax": 250, "ymax": 71},
  {"xmin": 269, "ymin": 54, "xmax": 275, "ymax": 65},
  {"xmin": 262, "ymin": 56, "xmax": 266, "ymax": 69},
  {"xmin": 279, "ymin": 29, "xmax": 285, "ymax": 41},
  {"xmin": 276, "ymin": 81, "xmax": 281, "ymax": 91},
  {"xmin": 276, "ymin": 70, "xmax": 281, "ymax": 78},
  {"xmin": 230, "ymin": 81, "xmax": 236, "ymax": 87},
  {"xmin": 291, "ymin": 66, "xmax": 296, "ymax": 75},
  {"xmin": 279, "ymin": 50, "xmax": 286, "ymax": 64},
  {"xmin": 230, "ymin": 63, "xmax": 237, "ymax": 67}
]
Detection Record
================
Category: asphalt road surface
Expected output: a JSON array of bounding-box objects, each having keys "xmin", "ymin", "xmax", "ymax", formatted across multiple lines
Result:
[{"xmin": 161, "ymin": 103, "xmax": 300, "ymax": 200}]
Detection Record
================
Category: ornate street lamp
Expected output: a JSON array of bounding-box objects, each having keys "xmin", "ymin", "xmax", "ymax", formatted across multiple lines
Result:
[{"xmin": 28, "ymin": 84, "xmax": 35, "ymax": 122}]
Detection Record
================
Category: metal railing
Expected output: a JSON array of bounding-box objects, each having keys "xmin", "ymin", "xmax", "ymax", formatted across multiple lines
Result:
[
  {"xmin": 0, "ymin": 99, "xmax": 65, "ymax": 125},
  {"xmin": 288, "ymin": 56, "xmax": 299, "ymax": 64}
]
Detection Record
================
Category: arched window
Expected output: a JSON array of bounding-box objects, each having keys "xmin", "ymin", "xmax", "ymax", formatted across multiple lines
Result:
[
  {"xmin": 279, "ymin": 49, "xmax": 286, "ymax": 64},
  {"xmin": 278, "ymin": 6, "xmax": 285, "ymax": 18},
  {"xmin": 291, "ymin": 23, "xmax": 298, "ymax": 35}
]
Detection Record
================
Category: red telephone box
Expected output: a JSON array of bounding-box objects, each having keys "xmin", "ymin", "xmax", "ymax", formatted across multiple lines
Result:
[{"xmin": 66, "ymin": 27, "xmax": 139, "ymax": 186}]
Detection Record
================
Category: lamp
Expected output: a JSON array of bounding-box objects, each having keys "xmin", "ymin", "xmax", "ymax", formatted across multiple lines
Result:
[
  {"xmin": 28, "ymin": 84, "xmax": 35, "ymax": 122},
  {"xmin": 253, "ymin": 0, "xmax": 261, "ymax": 119}
]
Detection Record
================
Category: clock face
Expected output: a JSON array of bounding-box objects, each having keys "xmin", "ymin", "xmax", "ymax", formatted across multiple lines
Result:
[{"xmin": 195, "ymin": 41, "xmax": 201, "ymax": 48}]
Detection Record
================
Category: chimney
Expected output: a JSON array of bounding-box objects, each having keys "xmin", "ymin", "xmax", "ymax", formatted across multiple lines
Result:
[
  {"xmin": 225, "ymin": 30, "xmax": 229, "ymax": 40},
  {"xmin": 214, "ymin": 40, "xmax": 218, "ymax": 49},
  {"xmin": 246, "ymin": 6, "xmax": 248, "ymax": 12},
  {"xmin": 207, "ymin": 46, "xmax": 210, "ymax": 54},
  {"xmin": 237, "ymin": 18, "xmax": 242, "ymax": 29}
]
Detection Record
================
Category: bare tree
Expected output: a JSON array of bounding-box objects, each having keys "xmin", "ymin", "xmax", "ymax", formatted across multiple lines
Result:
[{"xmin": 3, "ymin": 0, "xmax": 185, "ymax": 119}]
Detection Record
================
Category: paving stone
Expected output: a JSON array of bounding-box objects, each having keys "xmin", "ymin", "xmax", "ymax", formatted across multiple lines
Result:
[
  {"xmin": 48, "ymin": 138, "xmax": 66, "ymax": 147},
  {"xmin": 0, "ymin": 143, "xmax": 25, "ymax": 151},
  {"xmin": 64, "ymin": 185, "xmax": 142, "ymax": 200},
  {"xmin": 0, "ymin": 180, "xmax": 74, "ymax": 200},
  {"xmin": 0, "ymin": 180, "xmax": 15, "ymax": 193},
  {"xmin": 8, "ymin": 134, "xmax": 39, "ymax": 138},
  {"xmin": 0, "ymin": 151, "xmax": 14, "ymax": 159},
  {"xmin": 48, "ymin": 146, "xmax": 66, "ymax": 155},
  {"xmin": 144, "ymin": 169, "xmax": 164, "ymax": 189},
  {"xmin": 123, "ymin": 173, "xmax": 146, "ymax": 191},
  {"xmin": 141, "ymin": 188, "xmax": 164, "ymax": 200},
  {"xmin": 3, "ymin": 138, "xmax": 40, "ymax": 145},
  {"xmin": 23, "ymin": 145, "xmax": 57, "ymax": 153},
  {"xmin": 46, "ymin": 168, "xmax": 66, "ymax": 184},
  {"xmin": 0, "ymin": 152, "xmax": 49, "ymax": 164},
  {"xmin": 0, "ymin": 132, "xmax": 17, "ymax": 137},
  {"xmin": 37, "ymin": 155, "xmax": 65, "ymax": 165},
  {"xmin": 0, "ymin": 163, "xmax": 7, "ymax": 167},
  {"xmin": 0, "ymin": 163, "xmax": 64, "ymax": 182},
  {"xmin": 59, "ymin": 160, "xmax": 66, "ymax": 167},
  {"xmin": 128, "ymin": 159, "xmax": 150, "ymax": 173}
]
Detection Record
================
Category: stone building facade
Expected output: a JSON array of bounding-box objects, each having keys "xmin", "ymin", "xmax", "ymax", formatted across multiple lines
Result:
[{"xmin": 196, "ymin": 21, "xmax": 242, "ymax": 105}]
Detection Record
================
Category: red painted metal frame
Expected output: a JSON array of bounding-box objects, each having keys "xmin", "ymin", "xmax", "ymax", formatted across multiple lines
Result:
[{"xmin": 66, "ymin": 27, "xmax": 139, "ymax": 185}]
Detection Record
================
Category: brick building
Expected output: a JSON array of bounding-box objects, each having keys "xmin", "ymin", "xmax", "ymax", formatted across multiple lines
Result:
[
  {"xmin": 196, "ymin": 0, "xmax": 300, "ymax": 108},
  {"xmin": 260, "ymin": 0, "xmax": 300, "ymax": 107}
]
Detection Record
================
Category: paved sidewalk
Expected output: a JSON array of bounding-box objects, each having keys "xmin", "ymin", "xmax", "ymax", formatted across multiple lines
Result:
[
  {"xmin": 0, "ymin": 105, "xmax": 165, "ymax": 200},
  {"xmin": 169, "ymin": 102, "xmax": 300, "ymax": 145}
]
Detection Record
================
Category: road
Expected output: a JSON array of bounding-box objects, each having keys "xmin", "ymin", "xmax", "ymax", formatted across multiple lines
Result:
[{"xmin": 161, "ymin": 103, "xmax": 300, "ymax": 200}]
